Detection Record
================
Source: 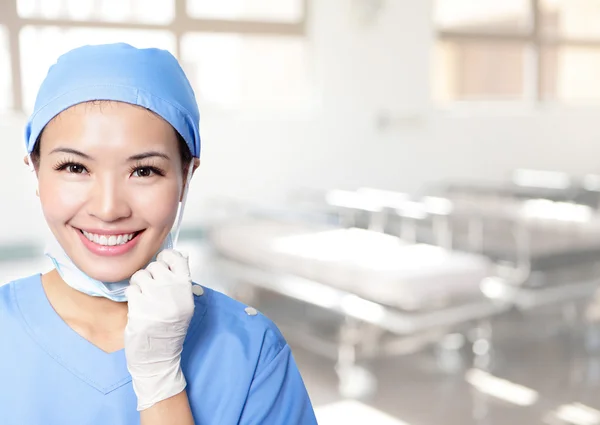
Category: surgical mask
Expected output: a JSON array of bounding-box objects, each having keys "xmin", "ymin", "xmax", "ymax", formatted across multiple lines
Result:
[{"xmin": 42, "ymin": 158, "xmax": 195, "ymax": 302}]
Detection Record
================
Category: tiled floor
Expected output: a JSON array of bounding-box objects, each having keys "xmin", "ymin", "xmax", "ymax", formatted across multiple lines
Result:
[{"xmin": 271, "ymin": 297, "xmax": 600, "ymax": 425}]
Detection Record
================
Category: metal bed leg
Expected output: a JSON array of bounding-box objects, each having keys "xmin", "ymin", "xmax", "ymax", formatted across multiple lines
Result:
[
  {"xmin": 433, "ymin": 215, "xmax": 453, "ymax": 250},
  {"xmin": 368, "ymin": 209, "xmax": 388, "ymax": 233},
  {"xmin": 470, "ymin": 319, "xmax": 494, "ymax": 425},
  {"xmin": 471, "ymin": 319, "xmax": 493, "ymax": 370},
  {"xmin": 335, "ymin": 317, "xmax": 377, "ymax": 399},
  {"xmin": 513, "ymin": 221, "xmax": 532, "ymax": 285},
  {"xmin": 434, "ymin": 333, "xmax": 467, "ymax": 374},
  {"xmin": 467, "ymin": 216, "xmax": 484, "ymax": 253},
  {"xmin": 341, "ymin": 209, "xmax": 356, "ymax": 228},
  {"xmin": 400, "ymin": 218, "xmax": 418, "ymax": 243},
  {"xmin": 471, "ymin": 387, "xmax": 492, "ymax": 425}
]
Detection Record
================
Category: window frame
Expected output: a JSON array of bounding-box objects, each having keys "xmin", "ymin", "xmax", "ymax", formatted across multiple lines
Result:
[
  {"xmin": 0, "ymin": 0, "xmax": 308, "ymax": 111},
  {"xmin": 434, "ymin": 0, "xmax": 600, "ymax": 104}
]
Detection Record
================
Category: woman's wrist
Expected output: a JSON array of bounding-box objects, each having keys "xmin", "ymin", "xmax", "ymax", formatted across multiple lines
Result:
[
  {"xmin": 140, "ymin": 389, "xmax": 195, "ymax": 425},
  {"xmin": 131, "ymin": 361, "xmax": 187, "ymax": 411}
]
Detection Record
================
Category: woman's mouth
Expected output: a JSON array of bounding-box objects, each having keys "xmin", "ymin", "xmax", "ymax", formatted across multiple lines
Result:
[
  {"xmin": 80, "ymin": 230, "xmax": 140, "ymax": 246},
  {"xmin": 75, "ymin": 228, "xmax": 144, "ymax": 256}
]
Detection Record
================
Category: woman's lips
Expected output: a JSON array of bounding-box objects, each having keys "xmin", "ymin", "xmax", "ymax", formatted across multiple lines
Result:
[{"xmin": 75, "ymin": 227, "xmax": 144, "ymax": 257}]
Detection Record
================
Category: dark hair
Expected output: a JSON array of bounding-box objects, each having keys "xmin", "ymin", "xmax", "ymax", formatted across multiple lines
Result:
[
  {"xmin": 30, "ymin": 128, "xmax": 193, "ymax": 172},
  {"xmin": 177, "ymin": 131, "xmax": 194, "ymax": 172}
]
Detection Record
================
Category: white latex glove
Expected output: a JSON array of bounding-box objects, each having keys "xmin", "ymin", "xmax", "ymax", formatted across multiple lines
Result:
[{"xmin": 124, "ymin": 249, "xmax": 195, "ymax": 411}]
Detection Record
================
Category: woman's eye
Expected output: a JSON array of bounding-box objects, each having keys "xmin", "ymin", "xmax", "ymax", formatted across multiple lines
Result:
[
  {"xmin": 67, "ymin": 164, "xmax": 86, "ymax": 174},
  {"xmin": 132, "ymin": 167, "xmax": 154, "ymax": 178}
]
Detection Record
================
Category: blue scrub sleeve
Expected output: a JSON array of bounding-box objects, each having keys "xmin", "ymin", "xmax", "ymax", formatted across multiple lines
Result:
[{"xmin": 239, "ymin": 344, "xmax": 318, "ymax": 425}]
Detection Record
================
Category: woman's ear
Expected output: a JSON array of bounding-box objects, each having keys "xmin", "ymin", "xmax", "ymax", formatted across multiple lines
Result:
[
  {"xmin": 24, "ymin": 155, "xmax": 39, "ymax": 196},
  {"xmin": 192, "ymin": 158, "xmax": 200, "ymax": 174},
  {"xmin": 24, "ymin": 155, "xmax": 37, "ymax": 172},
  {"xmin": 179, "ymin": 158, "xmax": 200, "ymax": 202},
  {"xmin": 183, "ymin": 158, "xmax": 200, "ymax": 180}
]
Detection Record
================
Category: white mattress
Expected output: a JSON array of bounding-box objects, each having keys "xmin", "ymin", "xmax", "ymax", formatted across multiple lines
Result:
[{"xmin": 210, "ymin": 220, "xmax": 492, "ymax": 310}]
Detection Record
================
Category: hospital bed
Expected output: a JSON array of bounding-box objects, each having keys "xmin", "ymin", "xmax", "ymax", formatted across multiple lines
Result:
[
  {"xmin": 432, "ymin": 170, "xmax": 600, "ymax": 270},
  {"xmin": 207, "ymin": 215, "xmax": 511, "ymax": 397},
  {"xmin": 443, "ymin": 169, "xmax": 577, "ymax": 204},
  {"xmin": 215, "ymin": 181, "xmax": 600, "ymax": 388},
  {"xmin": 444, "ymin": 170, "xmax": 600, "ymax": 211},
  {"xmin": 326, "ymin": 179, "xmax": 600, "ymax": 277},
  {"xmin": 439, "ymin": 193, "xmax": 600, "ymax": 276},
  {"xmin": 327, "ymin": 187, "xmax": 600, "ymax": 304},
  {"xmin": 207, "ymin": 214, "xmax": 600, "ymax": 401}
]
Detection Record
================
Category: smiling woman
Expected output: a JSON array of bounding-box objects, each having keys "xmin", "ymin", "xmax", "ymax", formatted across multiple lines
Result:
[
  {"xmin": 32, "ymin": 102, "xmax": 186, "ymax": 283},
  {"xmin": 0, "ymin": 43, "xmax": 318, "ymax": 425}
]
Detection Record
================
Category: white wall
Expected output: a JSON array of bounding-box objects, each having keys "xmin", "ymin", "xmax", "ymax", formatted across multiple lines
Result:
[
  {"xmin": 0, "ymin": 113, "xmax": 48, "ymax": 244},
  {"xmin": 2, "ymin": 0, "xmax": 600, "ymax": 245}
]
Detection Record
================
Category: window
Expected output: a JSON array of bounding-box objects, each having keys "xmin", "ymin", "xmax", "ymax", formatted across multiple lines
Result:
[
  {"xmin": 181, "ymin": 33, "xmax": 312, "ymax": 109},
  {"xmin": 433, "ymin": 40, "xmax": 527, "ymax": 102},
  {"xmin": 17, "ymin": 0, "xmax": 175, "ymax": 24},
  {"xmin": 186, "ymin": 0, "xmax": 304, "ymax": 23},
  {"xmin": 433, "ymin": 0, "xmax": 600, "ymax": 104},
  {"xmin": 541, "ymin": 46, "xmax": 600, "ymax": 102},
  {"xmin": 540, "ymin": 0, "xmax": 600, "ymax": 39},
  {"xmin": 0, "ymin": 26, "xmax": 12, "ymax": 111},
  {"xmin": 434, "ymin": 0, "xmax": 531, "ymax": 34},
  {"xmin": 0, "ymin": 0, "xmax": 309, "ymax": 112}
]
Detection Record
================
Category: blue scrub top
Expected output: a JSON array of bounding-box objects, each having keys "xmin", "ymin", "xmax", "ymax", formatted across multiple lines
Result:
[{"xmin": 0, "ymin": 274, "xmax": 318, "ymax": 424}]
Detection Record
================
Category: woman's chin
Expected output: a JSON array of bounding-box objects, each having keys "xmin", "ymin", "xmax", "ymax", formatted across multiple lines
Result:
[
  {"xmin": 77, "ymin": 260, "xmax": 146, "ymax": 283},
  {"xmin": 70, "ymin": 246, "xmax": 160, "ymax": 283},
  {"xmin": 84, "ymin": 270, "xmax": 134, "ymax": 283}
]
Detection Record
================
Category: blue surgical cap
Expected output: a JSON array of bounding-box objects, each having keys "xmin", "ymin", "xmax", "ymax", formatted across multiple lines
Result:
[{"xmin": 24, "ymin": 43, "xmax": 201, "ymax": 158}]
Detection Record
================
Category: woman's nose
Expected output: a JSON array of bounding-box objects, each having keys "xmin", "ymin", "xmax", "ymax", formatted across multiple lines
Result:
[{"xmin": 86, "ymin": 176, "xmax": 132, "ymax": 222}]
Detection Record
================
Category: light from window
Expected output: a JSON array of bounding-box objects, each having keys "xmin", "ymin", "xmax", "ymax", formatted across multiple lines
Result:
[
  {"xmin": 433, "ymin": 40, "xmax": 527, "ymax": 102},
  {"xmin": 17, "ymin": 0, "xmax": 175, "ymax": 24},
  {"xmin": 186, "ymin": 0, "xmax": 303, "ymax": 23},
  {"xmin": 434, "ymin": 0, "xmax": 531, "ymax": 33},
  {"xmin": 542, "ymin": 46, "xmax": 600, "ymax": 103},
  {"xmin": 540, "ymin": 0, "xmax": 600, "ymax": 39},
  {"xmin": 19, "ymin": 26, "xmax": 176, "ymax": 112},
  {"xmin": 180, "ymin": 32, "xmax": 313, "ymax": 109},
  {"xmin": 0, "ymin": 26, "xmax": 12, "ymax": 111}
]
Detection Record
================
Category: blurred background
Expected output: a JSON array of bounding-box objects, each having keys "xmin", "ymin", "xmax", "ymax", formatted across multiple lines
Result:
[{"xmin": 4, "ymin": 0, "xmax": 600, "ymax": 423}]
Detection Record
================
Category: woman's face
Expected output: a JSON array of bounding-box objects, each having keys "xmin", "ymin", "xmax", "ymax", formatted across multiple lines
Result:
[{"xmin": 36, "ymin": 101, "xmax": 187, "ymax": 282}]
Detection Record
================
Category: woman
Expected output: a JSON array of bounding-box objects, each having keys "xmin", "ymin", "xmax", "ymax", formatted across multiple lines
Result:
[{"xmin": 0, "ymin": 43, "xmax": 318, "ymax": 425}]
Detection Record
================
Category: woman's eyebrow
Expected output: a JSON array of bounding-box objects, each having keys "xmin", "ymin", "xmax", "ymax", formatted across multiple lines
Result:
[
  {"xmin": 48, "ymin": 148, "xmax": 170, "ymax": 161},
  {"xmin": 49, "ymin": 147, "xmax": 93, "ymax": 159},
  {"xmin": 128, "ymin": 152, "xmax": 170, "ymax": 161}
]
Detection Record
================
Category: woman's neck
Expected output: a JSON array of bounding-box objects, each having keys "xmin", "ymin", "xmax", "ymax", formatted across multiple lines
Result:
[{"xmin": 41, "ymin": 269, "xmax": 129, "ymax": 353}]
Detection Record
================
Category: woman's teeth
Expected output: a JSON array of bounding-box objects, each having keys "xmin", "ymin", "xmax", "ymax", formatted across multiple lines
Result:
[{"xmin": 82, "ymin": 231, "xmax": 136, "ymax": 246}]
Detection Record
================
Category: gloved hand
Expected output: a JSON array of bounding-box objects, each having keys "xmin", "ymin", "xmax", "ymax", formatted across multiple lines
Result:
[{"xmin": 124, "ymin": 249, "xmax": 195, "ymax": 411}]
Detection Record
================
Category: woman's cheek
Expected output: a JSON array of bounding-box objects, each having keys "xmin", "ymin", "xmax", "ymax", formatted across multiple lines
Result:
[
  {"xmin": 40, "ymin": 180, "xmax": 88, "ymax": 219},
  {"xmin": 130, "ymin": 182, "xmax": 181, "ymax": 224}
]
